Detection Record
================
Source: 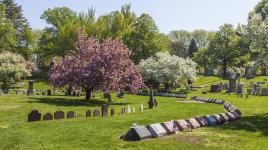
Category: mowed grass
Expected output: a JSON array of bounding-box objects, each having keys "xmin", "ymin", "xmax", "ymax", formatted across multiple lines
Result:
[{"xmin": 0, "ymin": 77, "xmax": 268, "ymax": 150}]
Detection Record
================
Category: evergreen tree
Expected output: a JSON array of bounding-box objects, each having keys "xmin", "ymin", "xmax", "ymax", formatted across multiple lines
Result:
[{"xmin": 188, "ymin": 38, "xmax": 198, "ymax": 57}]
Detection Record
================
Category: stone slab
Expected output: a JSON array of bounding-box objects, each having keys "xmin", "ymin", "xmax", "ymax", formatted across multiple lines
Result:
[
  {"xmin": 124, "ymin": 125, "xmax": 152, "ymax": 141},
  {"xmin": 160, "ymin": 121, "xmax": 178, "ymax": 135},
  {"xmin": 204, "ymin": 115, "xmax": 217, "ymax": 126},
  {"xmin": 174, "ymin": 120, "xmax": 191, "ymax": 131},
  {"xmin": 195, "ymin": 116, "xmax": 209, "ymax": 127},
  {"xmin": 147, "ymin": 123, "xmax": 167, "ymax": 138},
  {"xmin": 186, "ymin": 118, "xmax": 201, "ymax": 129}
]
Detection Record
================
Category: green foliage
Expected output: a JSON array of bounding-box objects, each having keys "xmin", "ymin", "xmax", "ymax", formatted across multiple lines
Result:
[
  {"xmin": 0, "ymin": 52, "xmax": 31, "ymax": 89},
  {"xmin": 123, "ymin": 13, "xmax": 169, "ymax": 64},
  {"xmin": 188, "ymin": 38, "xmax": 198, "ymax": 57}
]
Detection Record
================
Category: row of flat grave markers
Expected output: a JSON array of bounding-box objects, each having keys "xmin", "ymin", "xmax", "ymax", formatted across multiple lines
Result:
[{"xmin": 123, "ymin": 96, "xmax": 242, "ymax": 141}]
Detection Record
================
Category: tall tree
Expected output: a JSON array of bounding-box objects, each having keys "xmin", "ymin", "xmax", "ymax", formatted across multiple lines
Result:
[
  {"xmin": 207, "ymin": 24, "xmax": 247, "ymax": 77},
  {"xmin": 0, "ymin": 3, "xmax": 16, "ymax": 51},
  {"xmin": 123, "ymin": 13, "xmax": 169, "ymax": 64},
  {"xmin": 50, "ymin": 33, "xmax": 143, "ymax": 100},
  {"xmin": 188, "ymin": 38, "xmax": 198, "ymax": 58},
  {"xmin": 1, "ymin": 0, "xmax": 32, "ymax": 53},
  {"xmin": 168, "ymin": 30, "xmax": 191, "ymax": 58}
]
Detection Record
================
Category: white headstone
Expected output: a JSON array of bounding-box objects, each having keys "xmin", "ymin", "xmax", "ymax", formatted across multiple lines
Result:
[
  {"xmin": 140, "ymin": 104, "xmax": 143, "ymax": 112},
  {"xmin": 132, "ymin": 107, "xmax": 135, "ymax": 113},
  {"xmin": 127, "ymin": 105, "xmax": 131, "ymax": 113}
]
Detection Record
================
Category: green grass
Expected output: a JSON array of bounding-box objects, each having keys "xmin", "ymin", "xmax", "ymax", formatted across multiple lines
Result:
[{"xmin": 1, "ymin": 77, "xmax": 268, "ymax": 150}]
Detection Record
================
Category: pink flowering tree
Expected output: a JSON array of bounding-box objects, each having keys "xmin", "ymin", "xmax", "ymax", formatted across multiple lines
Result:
[{"xmin": 50, "ymin": 33, "xmax": 144, "ymax": 100}]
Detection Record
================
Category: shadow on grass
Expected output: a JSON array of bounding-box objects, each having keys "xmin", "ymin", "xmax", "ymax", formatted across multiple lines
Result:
[
  {"xmin": 215, "ymin": 113, "xmax": 268, "ymax": 136},
  {"xmin": 27, "ymin": 97, "xmax": 130, "ymax": 107}
]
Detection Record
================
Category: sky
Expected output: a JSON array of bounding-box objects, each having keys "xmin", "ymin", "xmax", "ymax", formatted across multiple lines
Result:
[{"xmin": 16, "ymin": 0, "xmax": 261, "ymax": 33}]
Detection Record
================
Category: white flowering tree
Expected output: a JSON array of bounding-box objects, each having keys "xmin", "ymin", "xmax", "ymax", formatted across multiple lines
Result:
[
  {"xmin": 139, "ymin": 52, "xmax": 197, "ymax": 92},
  {"xmin": 0, "ymin": 52, "xmax": 32, "ymax": 89}
]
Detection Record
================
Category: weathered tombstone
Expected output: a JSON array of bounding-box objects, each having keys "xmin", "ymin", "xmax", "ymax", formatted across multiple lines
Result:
[
  {"xmin": 237, "ymin": 82, "xmax": 244, "ymax": 94},
  {"xmin": 67, "ymin": 111, "xmax": 75, "ymax": 119},
  {"xmin": 160, "ymin": 121, "xmax": 178, "ymax": 135},
  {"xmin": 210, "ymin": 84, "xmax": 220, "ymax": 92},
  {"xmin": 186, "ymin": 118, "xmax": 201, "ymax": 129},
  {"xmin": 121, "ymin": 107, "xmax": 125, "ymax": 114},
  {"xmin": 249, "ymin": 82, "xmax": 254, "ymax": 89},
  {"xmin": 147, "ymin": 123, "xmax": 167, "ymax": 138},
  {"xmin": 229, "ymin": 79, "xmax": 236, "ymax": 92},
  {"xmin": 195, "ymin": 116, "xmax": 209, "ymax": 127},
  {"xmin": 256, "ymin": 87, "xmax": 261, "ymax": 96},
  {"xmin": 132, "ymin": 107, "xmax": 135, "ymax": 113},
  {"xmin": 219, "ymin": 113, "xmax": 230, "ymax": 122},
  {"xmin": 140, "ymin": 104, "xmax": 143, "ymax": 112},
  {"xmin": 174, "ymin": 120, "xmax": 191, "ymax": 131},
  {"xmin": 15, "ymin": 90, "xmax": 19, "ymax": 95},
  {"xmin": 204, "ymin": 115, "xmax": 217, "ymax": 126},
  {"xmin": 123, "ymin": 125, "xmax": 152, "ymax": 141},
  {"xmin": 101, "ymin": 104, "xmax": 108, "ymax": 117},
  {"xmin": 86, "ymin": 110, "xmax": 91, "ymax": 117},
  {"xmin": 28, "ymin": 109, "xmax": 41, "ymax": 122},
  {"xmin": 28, "ymin": 80, "xmax": 34, "ymax": 95},
  {"xmin": 54, "ymin": 111, "xmax": 64, "ymax": 120},
  {"xmin": 127, "ymin": 105, "xmax": 131, "ymax": 113},
  {"xmin": 47, "ymin": 89, "xmax": 52, "ymax": 96},
  {"xmin": 261, "ymin": 88, "xmax": 268, "ymax": 96},
  {"xmin": 225, "ymin": 112, "xmax": 236, "ymax": 121},
  {"xmin": 111, "ymin": 108, "xmax": 115, "ymax": 116},
  {"xmin": 93, "ymin": 110, "xmax": 100, "ymax": 117},
  {"xmin": 43, "ymin": 113, "xmax": 53, "ymax": 121},
  {"xmin": 212, "ymin": 114, "xmax": 224, "ymax": 124}
]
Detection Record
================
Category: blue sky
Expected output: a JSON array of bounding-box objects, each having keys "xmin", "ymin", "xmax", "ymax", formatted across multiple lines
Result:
[{"xmin": 16, "ymin": 0, "xmax": 260, "ymax": 33}]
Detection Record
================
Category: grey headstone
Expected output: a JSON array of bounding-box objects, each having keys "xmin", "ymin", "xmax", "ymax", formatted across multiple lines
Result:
[
  {"xmin": 86, "ymin": 110, "xmax": 91, "ymax": 117},
  {"xmin": 261, "ymin": 88, "xmax": 268, "ymax": 96},
  {"xmin": 54, "ymin": 111, "xmax": 64, "ymax": 120},
  {"xmin": 174, "ymin": 120, "xmax": 191, "ymax": 131},
  {"xmin": 186, "ymin": 118, "xmax": 201, "ymax": 129},
  {"xmin": 212, "ymin": 114, "xmax": 224, "ymax": 124},
  {"xmin": 93, "ymin": 110, "xmax": 100, "ymax": 117},
  {"xmin": 195, "ymin": 116, "xmax": 209, "ymax": 127},
  {"xmin": 219, "ymin": 113, "xmax": 229, "ymax": 122},
  {"xmin": 160, "ymin": 121, "xmax": 178, "ymax": 135},
  {"xmin": 28, "ymin": 109, "xmax": 41, "ymax": 122},
  {"xmin": 43, "ymin": 113, "xmax": 53, "ymax": 121},
  {"xmin": 123, "ymin": 125, "xmax": 152, "ymax": 141},
  {"xmin": 225, "ymin": 112, "xmax": 236, "ymax": 121},
  {"xmin": 101, "ymin": 104, "xmax": 108, "ymax": 117},
  {"xmin": 67, "ymin": 111, "xmax": 75, "ymax": 119},
  {"xmin": 111, "ymin": 108, "xmax": 115, "ymax": 116},
  {"xmin": 147, "ymin": 123, "xmax": 167, "ymax": 138}
]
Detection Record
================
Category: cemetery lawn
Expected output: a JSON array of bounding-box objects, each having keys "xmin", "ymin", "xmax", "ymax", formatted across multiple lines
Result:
[{"xmin": 0, "ymin": 76, "xmax": 268, "ymax": 150}]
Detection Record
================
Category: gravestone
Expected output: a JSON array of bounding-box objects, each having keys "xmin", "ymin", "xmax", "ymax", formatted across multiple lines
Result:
[
  {"xmin": 160, "ymin": 121, "xmax": 178, "ymax": 135},
  {"xmin": 225, "ymin": 112, "xmax": 236, "ymax": 121},
  {"xmin": 147, "ymin": 123, "xmax": 167, "ymax": 138},
  {"xmin": 93, "ymin": 110, "xmax": 100, "ymax": 117},
  {"xmin": 237, "ymin": 82, "xmax": 244, "ymax": 94},
  {"xmin": 204, "ymin": 115, "xmax": 217, "ymax": 126},
  {"xmin": 127, "ymin": 105, "xmax": 131, "ymax": 113},
  {"xmin": 111, "ymin": 108, "xmax": 115, "ymax": 116},
  {"xmin": 174, "ymin": 120, "xmax": 191, "ymax": 131},
  {"xmin": 15, "ymin": 90, "xmax": 19, "ymax": 95},
  {"xmin": 86, "ymin": 110, "xmax": 91, "ymax": 117},
  {"xmin": 123, "ymin": 125, "xmax": 152, "ymax": 141},
  {"xmin": 28, "ymin": 109, "xmax": 41, "ymax": 122},
  {"xmin": 231, "ymin": 111, "xmax": 240, "ymax": 119},
  {"xmin": 212, "ymin": 114, "xmax": 224, "ymax": 124},
  {"xmin": 256, "ymin": 87, "xmax": 261, "ymax": 96},
  {"xmin": 43, "ymin": 113, "xmax": 53, "ymax": 121},
  {"xmin": 67, "ymin": 111, "xmax": 75, "ymax": 119},
  {"xmin": 186, "ymin": 118, "xmax": 201, "ymax": 129},
  {"xmin": 229, "ymin": 79, "xmax": 236, "ymax": 92},
  {"xmin": 140, "ymin": 104, "xmax": 143, "ymax": 112},
  {"xmin": 211, "ymin": 84, "xmax": 220, "ymax": 92},
  {"xmin": 28, "ymin": 80, "xmax": 34, "ymax": 95},
  {"xmin": 249, "ymin": 82, "xmax": 254, "ymax": 89},
  {"xmin": 47, "ymin": 89, "xmax": 52, "ymax": 96},
  {"xmin": 195, "ymin": 116, "xmax": 209, "ymax": 127},
  {"xmin": 261, "ymin": 88, "xmax": 268, "ymax": 96},
  {"xmin": 54, "ymin": 111, "xmax": 64, "ymax": 120},
  {"xmin": 102, "ymin": 104, "xmax": 108, "ymax": 117},
  {"xmin": 219, "ymin": 113, "xmax": 229, "ymax": 122},
  {"xmin": 121, "ymin": 108, "xmax": 125, "ymax": 114},
  {"xmin": 132, "ymin": 107, "xmax": 135, "ymax": 113}
]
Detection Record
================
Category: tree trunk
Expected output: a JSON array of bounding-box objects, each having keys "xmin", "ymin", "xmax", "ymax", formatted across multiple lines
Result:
[
  {"xmin": 223, "ymin": 61, "xmax": 227, "ymax": 77},
  {"xmin": 262, "ymin": 64, "xmax": 267, "ymax": 76},
  {"xmin": 148, "ymin": 87, "xmax": 155, "ymax": 109},
  {"xmin": 85, "ymin": 86, "xmax": 93, "ymax": 100},
  {"xmin": 164, "ymin": 82, "xmax": 169, "ymax": 93}
]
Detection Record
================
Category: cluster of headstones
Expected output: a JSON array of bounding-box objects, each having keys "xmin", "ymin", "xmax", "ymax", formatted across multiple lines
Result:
[
  {"xmin": 247, "ymin": 81, "xmax": 268, "ymax": 96},
  {"xmin": 210, "ymin": 83, "xmax": 229, "ymax": 93},
  {"xmin": 138, "ymin": 92, "xmax": 187, "ymax": 98},
  {"xmin": 121, "ymin": 104, "xmax": 144, "ymax": 114},
  {"xmin": 28, "ymin": 104, "xmax": 114, "ymax": 122},
  {"xmin": 122, "ymin": 96, "xmax": 241, "ymax": 141}
]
